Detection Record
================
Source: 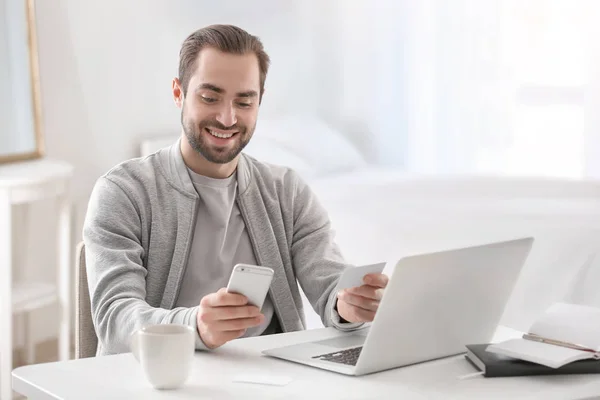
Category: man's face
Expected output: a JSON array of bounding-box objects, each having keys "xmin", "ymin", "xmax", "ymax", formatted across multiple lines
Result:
[{"xmin": 177, "ymin": 47, "xmax": 261, "ymax": 164}]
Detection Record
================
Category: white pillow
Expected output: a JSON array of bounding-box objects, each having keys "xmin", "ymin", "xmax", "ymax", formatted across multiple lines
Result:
[
  {"xmin": 243, "ymin": 136, "xmax": 318, "ymax": 179},
  {"xmin": 252, "ymin": 114, "xmax": 367, "ymax": 174}
]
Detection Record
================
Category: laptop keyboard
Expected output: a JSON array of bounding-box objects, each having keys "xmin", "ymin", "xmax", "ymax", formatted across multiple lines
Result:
[{"xmin": 312, "ymin": 346, "xmax": 363, "ymax": 366}]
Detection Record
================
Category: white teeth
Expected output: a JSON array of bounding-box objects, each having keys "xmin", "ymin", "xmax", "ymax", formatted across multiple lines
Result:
[{"xmin": 207, "ymin": 128, "xmax": 234, "ymax": 139}]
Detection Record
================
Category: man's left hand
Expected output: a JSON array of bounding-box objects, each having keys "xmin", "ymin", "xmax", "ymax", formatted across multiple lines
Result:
[{"xmin": 336, "ymin": 273, "xmax": 389, "ymax": 323}]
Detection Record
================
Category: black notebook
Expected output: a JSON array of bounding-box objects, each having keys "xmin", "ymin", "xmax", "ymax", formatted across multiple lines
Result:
[{"xmin": 465, "ymin": 344, "xmax": 600, "ymax": 378}]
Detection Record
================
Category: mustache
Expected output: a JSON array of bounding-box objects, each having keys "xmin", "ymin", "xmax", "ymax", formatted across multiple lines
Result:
[{"xmin": 201, "ymin": 120, "xmax": 243, "ymax": 131}]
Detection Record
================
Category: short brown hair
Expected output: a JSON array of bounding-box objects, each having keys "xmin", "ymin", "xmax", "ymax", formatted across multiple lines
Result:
[{"xmin": 178, "ymin": 24, "xmax": 270, "ymax": 100}]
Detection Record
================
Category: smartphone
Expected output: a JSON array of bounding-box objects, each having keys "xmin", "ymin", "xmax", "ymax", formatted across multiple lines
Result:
[{"xmin": 226, "ymin": 264, "xmax": 274, "ymax": 309}]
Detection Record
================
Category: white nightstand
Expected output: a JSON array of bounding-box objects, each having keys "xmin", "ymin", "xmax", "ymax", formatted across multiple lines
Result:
[{"xmin": 0, "ymin": 159, "xmax": 74, "ymax": 400}]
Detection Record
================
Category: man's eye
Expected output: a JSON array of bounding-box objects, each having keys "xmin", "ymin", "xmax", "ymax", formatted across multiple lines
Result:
[
  {"xmin": 202, "ymin": 97, "xmax": 217, "ymax": 103},
  {"xmin": 237, "ymin": 102, "xmax": 252, "ymax": 108}
]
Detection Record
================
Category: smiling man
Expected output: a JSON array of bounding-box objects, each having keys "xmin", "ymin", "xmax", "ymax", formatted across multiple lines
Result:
[{"xmin": 83, "ymin": 25, "xmax": 388, "ymax": 355}]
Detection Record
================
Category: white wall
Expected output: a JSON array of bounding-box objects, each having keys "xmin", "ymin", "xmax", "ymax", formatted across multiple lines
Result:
[
  {"xmin": 0, "ymin": 0, "xmax": 14, "ymax": 151},
  {"xmin": 1, "ymin": 0, "xmax": 37, "ymax": 155},
  {"xmin": 14, "ymin": 0, "xmax": 336, "ymax": 348}
]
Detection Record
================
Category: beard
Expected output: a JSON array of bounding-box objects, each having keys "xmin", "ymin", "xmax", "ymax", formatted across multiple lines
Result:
[{"xmin": 181, "ymin": 111, "xmax": 254, "ymax": 164}]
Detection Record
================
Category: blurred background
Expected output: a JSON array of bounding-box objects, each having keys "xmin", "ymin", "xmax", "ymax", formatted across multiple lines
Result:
[{"xmin": 3, "ymin": 0, "xmax": 600, "ymax": 377}]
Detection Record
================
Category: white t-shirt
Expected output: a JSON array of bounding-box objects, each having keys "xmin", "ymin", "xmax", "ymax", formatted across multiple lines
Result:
[{"xmin": 175, "ymin": 167, "xmax": 277, "ymax": 337}]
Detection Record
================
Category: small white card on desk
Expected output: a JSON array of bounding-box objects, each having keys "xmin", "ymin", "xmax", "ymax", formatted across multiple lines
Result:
[
  {"xmin": 335, "ymin": 262, "xmax": 387, "ymax": 292},
  {"xmin": 233, "ymin": 374, "xmax": 292, "ymax": 386}
]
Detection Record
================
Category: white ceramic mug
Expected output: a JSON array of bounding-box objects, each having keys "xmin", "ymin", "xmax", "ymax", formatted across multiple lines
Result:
[{"xmin": 130, "ymin": 324, "xmax": 195, "ymax": 389}]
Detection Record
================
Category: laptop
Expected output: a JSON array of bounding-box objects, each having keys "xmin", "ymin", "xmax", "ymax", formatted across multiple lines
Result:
[{"xmin": 262, "ymin": 237, "xmax": 534, "ymax": 376}]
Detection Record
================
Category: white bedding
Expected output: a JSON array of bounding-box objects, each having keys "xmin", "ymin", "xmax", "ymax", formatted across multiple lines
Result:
[{"xmin": 306, "ymin": 172, "xmax": 600, "ymax": 332}]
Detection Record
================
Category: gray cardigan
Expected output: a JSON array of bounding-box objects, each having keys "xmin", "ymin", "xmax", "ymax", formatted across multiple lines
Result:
[{"xmin": 83, "ymin": 139, "xmax": 360, "ymax": 356}]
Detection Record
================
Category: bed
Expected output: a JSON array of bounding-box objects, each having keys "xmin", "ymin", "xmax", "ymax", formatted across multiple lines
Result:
[{"xmin": 139, "ymin": 114, "xmax": 600, "ymax": 332}]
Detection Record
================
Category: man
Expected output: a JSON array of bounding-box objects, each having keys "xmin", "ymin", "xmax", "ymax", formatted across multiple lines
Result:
[{"xmin": 83, "ymin": 24, "xmax": 388, "ymax": 355}]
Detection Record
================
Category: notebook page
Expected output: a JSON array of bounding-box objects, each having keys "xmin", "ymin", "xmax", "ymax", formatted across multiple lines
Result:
[
  {"xmin": 486, "ymin": 339, "xmax": 592, "ymax": 368},
  {"xmin": 529, "ymin": 303, "xmax": 600, "ymax": 350}
]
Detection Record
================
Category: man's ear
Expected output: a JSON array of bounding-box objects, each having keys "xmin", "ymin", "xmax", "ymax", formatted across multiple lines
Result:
[{"xmin": 172, "ymin": 78, "xmax": 184, "ymax": 108}]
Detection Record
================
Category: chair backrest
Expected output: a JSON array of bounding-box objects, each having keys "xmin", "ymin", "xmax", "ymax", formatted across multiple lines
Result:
[{"xmin": 75, "ymin": 242, "xmax": 98, "ymax": 358}]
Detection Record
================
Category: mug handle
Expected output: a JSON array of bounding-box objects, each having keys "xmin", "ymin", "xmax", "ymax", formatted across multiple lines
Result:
[{"xmin": 130, "ymin": 330, "xmax": 141, "ymax": 362}]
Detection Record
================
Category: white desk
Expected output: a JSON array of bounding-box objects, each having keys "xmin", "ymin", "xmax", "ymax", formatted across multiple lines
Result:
[{"xmin": 12, "ymin": 327, "xmax": 600, "ymax": 399}]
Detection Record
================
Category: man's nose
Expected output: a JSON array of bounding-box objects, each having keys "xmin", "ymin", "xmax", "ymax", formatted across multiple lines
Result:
[{"xmin": 215, "ymin": 104, "xmax": 237, "ymax": 128}]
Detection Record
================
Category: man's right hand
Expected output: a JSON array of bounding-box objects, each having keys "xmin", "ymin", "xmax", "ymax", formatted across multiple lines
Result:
[{"xmin": 197, "ymin": 288, "xmax": 265, "ymax": 349}]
